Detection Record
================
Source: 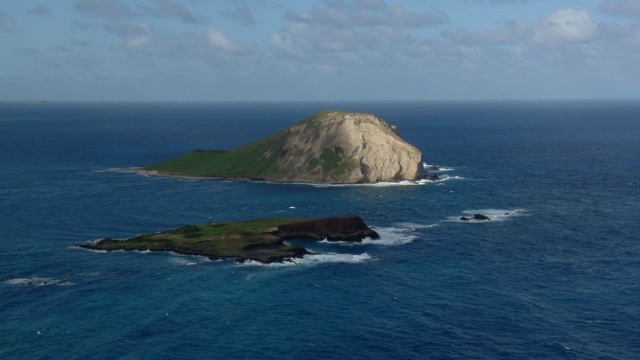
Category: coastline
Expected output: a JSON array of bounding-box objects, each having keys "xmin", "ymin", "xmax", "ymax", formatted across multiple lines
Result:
[
  {"xmin": 78, "ymin": 216, "xmax": 380, "ymax": 264},
  {"xmin": 119, "ymin": 168, "xmax": 243, "ymax": 182},
  {"xmin": 116, "ymin": 167, "xmax": 439, "ymax": 186}
]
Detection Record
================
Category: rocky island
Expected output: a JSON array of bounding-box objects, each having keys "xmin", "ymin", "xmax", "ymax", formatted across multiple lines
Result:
[
  {"xmin": 79, "ymin": 216, "xmax": 379, "ymax": 264},
  {"xmin": 141, "ymin": 111, "xmax": 424, "ymax": 184}
]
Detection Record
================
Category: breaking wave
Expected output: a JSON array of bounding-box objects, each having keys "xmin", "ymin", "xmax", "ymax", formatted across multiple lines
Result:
[
  {"xmin": 444, "ymin": 209, "xmax": 528, "ymax": 223},
  {"xmin": 4, "ymin": 277, "xmax": 75, "ymax": 287},
  {"xmin": 362, "ymin": 227, "xmax": 418, "ymax": 246},
  {"xmin": 311, "ymin": 180, "xmax": 427, "ymax": 188},
  {"xmin": 93, "ymin": 167, "xmax": 142, "ymax": 174},
  {"xmin": 423, "ymin": 163, "xmax": 455, "ymax": 172},
  {"xmin": 239, "ymin": 252, "xmax": 374, "ymax": 267},
  {"xmin": 317, "ymin": 223, "xmax": 436, "ymax": 246}
]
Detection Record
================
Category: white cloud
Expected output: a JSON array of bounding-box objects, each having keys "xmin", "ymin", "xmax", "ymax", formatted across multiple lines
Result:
[
  {"xmin": 271, "ymin": 0, "xmax": 448, "ymax": 69},
  {"xmin": 530, "ymin": 9, "xmax": 598, "ymax": 44},
  {"xmin": 143, "ymin": 0, "xmax": 202, "ymax": 24},
  {"xmin": 218, "ymin": 5, "xmax": 255, "ymax": 26},
  {"xmin": 600, "ymin": 0, "xmax": 640, "ymax": 19},
  {"xmin": 104, "ymin": 21, "xmax": 155, "ymax": 51},
  {"xmin": 74, "ymin": 0, "xmax": 132, "ymax": 19},
  {"xmin": 442, "ymin": 28, "xmax": 511, "ymax": 46},
  {"xmin": 124, "ymin": 23, "xmax": 152, "ymax": 49},
  {"xmin": 27, "ymin": 5, "xmax": 52, "ymax": 16},
  {"xmin": 75, "ymin": 0, "xmax": 202, "ymax": 23},
  {"xmin": 206, "ymin": 28, "xmax": 246, "ymax": 54},
  {"xmin": 285, "ymin": 0, "xmax": 448, "ymax": 29},
  {"xmin": 0, "ymin": 10, "xmax": 21, "ymax": 32},
  {"xmin": 270, "ymin": 33, "xmax": 306, "ymax": 58}
]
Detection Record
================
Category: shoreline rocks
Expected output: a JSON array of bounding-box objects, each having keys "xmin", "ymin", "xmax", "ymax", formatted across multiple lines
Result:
[{"xmin": 79, "ymin": 216, "xmax": 379, "ymax": 264}]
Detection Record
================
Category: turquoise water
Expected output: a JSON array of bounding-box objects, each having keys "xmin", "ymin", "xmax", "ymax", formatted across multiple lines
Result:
[{"xmin": 1, "ymin": 102, "xmax": 639, "ymax": 359}]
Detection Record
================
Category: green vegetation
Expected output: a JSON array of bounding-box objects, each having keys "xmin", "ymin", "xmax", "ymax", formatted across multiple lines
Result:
[
  {"xmin": 305, "ymin": 147, "xmax": 355, "ymax": 176},
  {"xmin": 320, "ymin": 146, "xmax": 343, "ymax": 172},
  {"xmin": 142, "ymin": 110, "xmax": 359, "ymax": 182},
  {"xmin": 80, "ymin": 218, "xmax": 312, "ymax": 263},
  {"xmin": 144, "ymin": 131, "xmax": 288, "ymax": 179},
  {"xmin": 301, "ymin": 110, "xmax": 345, "ymax": 128}
]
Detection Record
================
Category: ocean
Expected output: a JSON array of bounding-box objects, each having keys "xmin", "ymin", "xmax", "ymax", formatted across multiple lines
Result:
[{"xmin": 0, "ymin": 101, "xmax": 638, "ymax": 359}]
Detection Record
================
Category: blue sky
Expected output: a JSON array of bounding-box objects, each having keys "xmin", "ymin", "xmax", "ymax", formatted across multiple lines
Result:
[{"xmin": 1, "ymin": 0, "xmax": 639, "ymax": 101}]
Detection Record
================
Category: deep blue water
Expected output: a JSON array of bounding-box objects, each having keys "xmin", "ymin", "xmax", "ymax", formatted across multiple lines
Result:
[{"xmin": 1, "ymin": 101, "xmax": 639, "ymax": 359}]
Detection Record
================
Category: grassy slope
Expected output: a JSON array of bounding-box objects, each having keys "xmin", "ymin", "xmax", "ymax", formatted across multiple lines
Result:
[
  {"xmin": 143, "ymin": 111, "xmax": 356, "ymax": 181},
  {"xmin": 82, "ymin": 218, "xmax": 311, "ymax": 262},
  {"xmin": 144, "ymin": 131, "xmax": 287, "ymax": 179}
]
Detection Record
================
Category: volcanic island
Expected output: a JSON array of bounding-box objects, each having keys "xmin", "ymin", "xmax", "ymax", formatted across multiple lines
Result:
[
  {"xmin": 138, "ymin": 110, "xmax": 424, "ymax": 184},
  {"xmin": 82, "ymin": 111, "xmax": 425, "ymax": 264}
]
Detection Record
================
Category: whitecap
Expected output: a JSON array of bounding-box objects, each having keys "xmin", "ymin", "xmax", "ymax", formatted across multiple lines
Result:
[
  {"xmin": 239, "ymin": 252, "xmax": 374, "ymax": 267},
  {"xmin": 167, "ymin": 252, "xmax": 216, "ymax": 266},
  {"xmin": 317, "ymin": 224, "xmax": 432, "ymax": 246},
  {"xmin": 444, "ymin": 208, "xmax": 527, "ymax": 223},
  {"xmin": 70, "ymin": 245, "xmax": 109, "ymax": 254},
  {"xmin": 93, "ymin": 167, "xmax": 141, "ymax": 174},
  {"xmin": 132, "ymin": 249, "xmax": 153, "ymax": 254},
  {"xmin": 423, "ymin": 163, "xmax": 455, "ymax": 172},
  {"xmin": 394, "ymin": 222, "xmax": 440, "ymax": 230},
  {"xmin": 170, "ymin": 259, "xmax": 199, "ymax": 266},
  {"xmin": 361, "ymin": 227, "xmax": 418, "ymax": 246},
  {"xmin": 437, "ymin": 175, "xmax": 465, "ymax": 181},
  {"xmin": 4, "ymin": 277, "xmax": 75, "ymax": 287},
  {"xmin": 311, "ymin": 180, "xmax": 428, "ymax": 188}
]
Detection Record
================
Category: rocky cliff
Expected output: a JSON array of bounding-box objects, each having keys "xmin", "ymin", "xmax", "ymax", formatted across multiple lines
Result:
[
  {"xmin": 274, "ymin": 111, "xmax": 423, "ymax": 183},
  {"xmin": 144, "ymin": 110, "xmax": 424, "ymax": 184}
]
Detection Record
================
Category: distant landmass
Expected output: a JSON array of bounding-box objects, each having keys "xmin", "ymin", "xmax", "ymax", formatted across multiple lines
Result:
[
  {"xmin": 79, "ymin": 216, "xmax": 379, "ymax": 264},
  {"xmin": 141, "ymin": 111, "xmax": 424, "ymax": 184}
]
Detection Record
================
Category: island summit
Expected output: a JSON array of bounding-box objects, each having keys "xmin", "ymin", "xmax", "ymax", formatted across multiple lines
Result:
[{"xmin": 141, "ymin": 111, "xmax": 424, "ymax": 184}]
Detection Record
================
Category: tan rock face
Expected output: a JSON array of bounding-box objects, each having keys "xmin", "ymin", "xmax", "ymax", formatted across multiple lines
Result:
[{"xmin": 272, "ymin": 111, "xmax": 424, "ymax": 183}]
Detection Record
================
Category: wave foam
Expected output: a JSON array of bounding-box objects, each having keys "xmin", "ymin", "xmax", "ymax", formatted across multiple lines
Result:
[
  {"xmin": 239, "ymin": 252, "xmax": 374, "ymax": 267},
  {"xmin": 445, "ymin": 209, "xmax": 527, "ymax": 223},
  {"xmin": 394, "ymin": 222, "xmax": 440, "ymax": 230},
  {"xmin": 317, "ymin": 223, "xmax": 435, "ymax": 246},
  {"xmin": 362, "ymin": 227, "xmax": 419, "ymax": 246},
  {"xmin": 93, "ymin": 167, "xmax": 141, "ymax": 173},
  {"xmin": 438, "ymin": 175, "xmax": 464, "ymax": 181},
  {"xmin": 4, "ymin": 277, "xmax": 75, "ymax": 287},
  {"xmin": 423, "ymin": 163, "xmax": 455, "ymax": 172},
  {"xmin": 311, "ymin": 180, "xmax": 427, "ymax": 188},
  {"xmin": 168, "ymin": 253, "xmax": 217, "ymax": 266}
]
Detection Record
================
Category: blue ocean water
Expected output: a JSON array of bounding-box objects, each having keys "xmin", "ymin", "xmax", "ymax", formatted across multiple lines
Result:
[{"xmin": 0, "ymin": 101, "xmax": 638, "ymax": 359}]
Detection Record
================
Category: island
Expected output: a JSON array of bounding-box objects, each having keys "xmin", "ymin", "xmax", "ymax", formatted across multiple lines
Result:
[
  {"xmin": 79, "ymin": 216, "xmax": 380, "ymax": 264},
  {"xmin": 139, "ymin": 110, "xmax": 424, "ymax": 184}
]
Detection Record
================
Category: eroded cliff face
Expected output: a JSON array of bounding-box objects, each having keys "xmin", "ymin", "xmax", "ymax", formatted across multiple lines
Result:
[{"xmin": 271, "ymin": 111, "xmax": 424, "ymax": 183}]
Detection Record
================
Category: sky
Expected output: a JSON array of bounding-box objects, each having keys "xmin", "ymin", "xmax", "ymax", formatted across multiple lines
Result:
[{"xmin": 1, "ymin": 0, "xmax": 639, "ymax": 102}]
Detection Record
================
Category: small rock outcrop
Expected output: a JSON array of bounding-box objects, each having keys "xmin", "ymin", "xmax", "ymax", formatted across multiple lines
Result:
[
  {"xmin": 461, "ymin": 214, "xmax": 491, "ymax": 221},
  {"xmin": 274, "ymin": 216, "xmax": 380, "ymax": 242}
]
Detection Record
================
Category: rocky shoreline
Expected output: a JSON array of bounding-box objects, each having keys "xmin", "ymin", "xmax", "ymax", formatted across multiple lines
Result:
[{"xmin": 79, "ymin": 216, "xmax": 379, "ymax": 264}]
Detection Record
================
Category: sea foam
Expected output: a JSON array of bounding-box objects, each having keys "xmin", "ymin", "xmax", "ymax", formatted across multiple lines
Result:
[
  {"xmin": 423, "ymin": 163, "xmax": 455, "ymax": 172},
  {"xmin": 317, "ymin": 223, "xmax": 436, "ymax": 246},
  {"xmin": 4, "ymin": 277, "xmax": 75, "ymax": 287},
  {"xmin": 444, "ymin": 208, "xmax": 527, "ymax": 223},
  {"xmin": 239, "ymin": 252, "xmax": 374, "ymax": 267}
]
